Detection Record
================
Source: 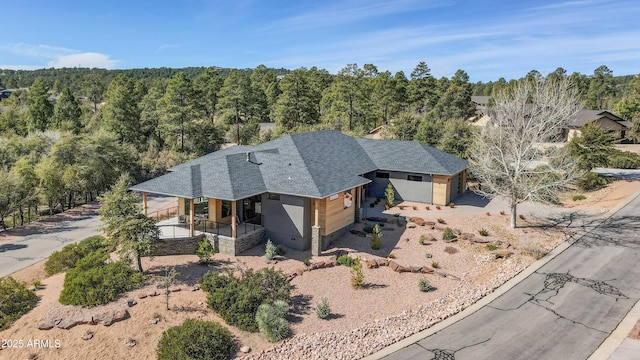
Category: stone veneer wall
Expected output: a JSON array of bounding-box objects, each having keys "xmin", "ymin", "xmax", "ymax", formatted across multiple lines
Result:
[
  {"xmin": 207, "ymin": 228, "xmax": 265, "ymax": 256},
  {"xmin": 151, "ymin": 235, "xmax": 205, "ymax": 256}
]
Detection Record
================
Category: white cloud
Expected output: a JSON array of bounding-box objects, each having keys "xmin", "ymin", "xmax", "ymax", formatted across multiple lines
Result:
[
  {"xmin": 47, "ymin": 52, "xmax": 119, "ymax": 69},
  {"xmin": 0, "ymin": 43, "xmax": 118, "ymax": 69}
]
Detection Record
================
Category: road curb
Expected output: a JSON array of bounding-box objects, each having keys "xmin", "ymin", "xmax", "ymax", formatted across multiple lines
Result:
[{"xmin": 365, "ymin": 188, "xmax": 640, "ymax": 360}]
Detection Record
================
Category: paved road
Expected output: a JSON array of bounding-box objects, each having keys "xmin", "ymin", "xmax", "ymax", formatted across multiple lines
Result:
[
  {"xmin": 0, "ymin": 195, "xmax": 176, "ymax": 278},
  {"xmin": 380, "ymin": 195, "xmax": 640, "ymax": 360}
]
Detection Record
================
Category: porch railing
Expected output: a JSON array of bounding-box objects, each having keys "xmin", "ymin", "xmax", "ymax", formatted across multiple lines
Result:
[
  {"xmin": 156, "ymin": 216, "xmax": 263, "ymax": 239},
  {"xmin": 146, "ymin": 206, "xmax": 179, "ymax": 223}
]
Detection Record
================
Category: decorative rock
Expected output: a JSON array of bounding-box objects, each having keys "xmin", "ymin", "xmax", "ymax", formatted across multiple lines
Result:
[
  {"xmin": 81, "ymin": 330, "xmax": 94, "ymax": 340},
  {"xmin": 100, "ymin": 309, "xmax": 130, "ymax": 326},
  {"xmin": 395, "ymin": 266, "xmax": 410, "ymax": 273},
  {"xmin": 410, "ymin": 266, "xmax": 422, "ymax": 273},
  {"xmin": 240, "ymin": 346, "xmax": 251, "ymax": 353},
  {"xmin": 38, "ymin": 321, "xmax": 55, "ymax": 330},
  {"xmin": 420, "ymin": 266, "xmax": 434, "ymax": 274},
  {"xmin": 377, "ymin": 259, "xmax": 389, "ymax": 267},
  {"xmin": 424, "ymin": 221, "xmax": 436, "ymax": 229},
  {"xmin": 407, "ymin": 223, "xmax": 417, "ymax": 229},
  {"xmin": 169, "ymin": 286, "xmax": 182, "ymax": 292},
  {"xmin": 388, "ymin": 261, "xmax": 399, "ymax": 271},
  {"xmin": 198, "ymin": 301, "xmax": 203, "ymax": 305},
  {"xmin": 138, "ymin": 293, "xmax": 148, "ymax": 299},
  {"xmin": 461, "ymin": 233, "xmax": 475, "ymax": 241},
  {"xmin": 124, "ymin": 338, "xmax": 136, "ymax": 347},
  {"xmin": 410, "ymin": 217, "xmax": 425, "ymax": 226},
  {"xmin": 57, "ymin": 318, "xmax": 80, "ymax": 330},
  {"xmin": 149, "ymin": 291, "xmax": 160, "ymax": 297},
  {"xmin": 192, "ymin": 284, "xmax": 201, "ymax": 291},
  {"xmin": 325, "ymin": 261, "xmax": 334, "ymax": 268},
  {"xmin": 495, "ymin": 250, "xmax": 514, "ymax": 259},
  {"xmin": 149, "ymin": 318, "xmax": 159, "ymax": 325},
  {"xmin": 472, "ymin": 237, "xmax": 491, "ymax": 244},
  {"xmin": 127, "ymin": 299, "xmax": 137, "ymax": 307},
  {"xmin": 296, "ymin": 269, "xmax": 304, "ymax": 276}
]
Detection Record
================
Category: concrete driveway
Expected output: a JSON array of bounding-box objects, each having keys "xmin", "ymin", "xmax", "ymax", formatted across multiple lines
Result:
[
  {"xmin": 0, "ymin": 195, "xmax": 176, "ymax": 278},
  {"xmin": 374, "ymin": 194, "xmax": 640, "ymax": 360}
]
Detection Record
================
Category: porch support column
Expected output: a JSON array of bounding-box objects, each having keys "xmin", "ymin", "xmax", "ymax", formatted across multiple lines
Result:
[
  {"xmin": 189, "ymin": 198, "xmax": 195, "ymax": 237},
  {"xmin": 231, "ymin": 200, "xmax": 237, "ymax": 238},
  {"xmin": 355, "ymin": 187, "xmax": 362, "ymax": 223},
  {"xmin": 311, "ymin": 198, "xmax": 322, "ymax": 256},
  {"xmin": 142, "ymin": 192, "xmax": 148, "ymax": 216}
]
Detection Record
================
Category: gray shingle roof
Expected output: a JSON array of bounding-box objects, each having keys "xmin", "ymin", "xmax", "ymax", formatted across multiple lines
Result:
[
  {"xmin": 357, "ymin": 138, "xmax": 468, "ymax": 176},
  {"xmin": 131, "ymin": 130, "xmax": 467, "ymax": 200},
  {"xmin": 568, "ymin": 110, "xmax": 626, "ymax": 128}
]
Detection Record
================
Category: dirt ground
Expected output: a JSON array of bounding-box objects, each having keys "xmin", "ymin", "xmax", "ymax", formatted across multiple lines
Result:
[{"xmin": 2, "ymin": 180, "xmax": 639, "ymax": 360}]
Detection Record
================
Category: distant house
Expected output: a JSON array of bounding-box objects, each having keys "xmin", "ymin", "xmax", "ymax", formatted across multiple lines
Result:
[
  {"xmin": 471, "ymin": 107, "xmax": 630, "ymax": 142},
  {"xmin": 471, "ymin": 96, "xmax": 491, "ymax": 113},
  {"xmin": 565, "ymin": 110, "xmax": 630, "ymax": 142},
  {"xmin": 131, "ymin": 130, "xmax": 468, "ymax": 255},
  {"xmin": 0, "ymin": 89, "xmax": 11, "ymax": 99}
]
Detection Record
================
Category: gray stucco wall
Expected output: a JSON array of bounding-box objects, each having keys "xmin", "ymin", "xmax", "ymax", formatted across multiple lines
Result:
[
  {"xmin": 365, "ymin": 171, "xmax": 433, "ymax": 204},
  {"xmin": 261, "ymin": 193, "xmax": 311, "ymax": 251}
]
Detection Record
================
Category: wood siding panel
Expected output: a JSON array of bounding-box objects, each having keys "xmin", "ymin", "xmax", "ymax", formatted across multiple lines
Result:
[
  {"xmin": 319, "ymin": 189, "xmax": 355, "ymax": 236},
  {"xmin": 432, "ymin": 175, "xmax": 450, "ymax": 206}
]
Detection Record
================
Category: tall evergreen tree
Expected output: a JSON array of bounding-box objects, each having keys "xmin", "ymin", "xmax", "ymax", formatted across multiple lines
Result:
[
  {"xmin": 157, "ymin": 72, "xmax": 196, "ymax": 151},
  {"xmin": 52, "ymin": 87, "xmax": 82, "ymax": 133}
]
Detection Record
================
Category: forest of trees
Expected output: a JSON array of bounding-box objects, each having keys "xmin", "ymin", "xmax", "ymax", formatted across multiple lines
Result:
[{"xmin": 1, "ymin": 62, "xmax": 639, "ymax": 227}]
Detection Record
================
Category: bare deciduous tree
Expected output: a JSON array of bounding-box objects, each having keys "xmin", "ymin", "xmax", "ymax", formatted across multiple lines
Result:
[{"xmin": 471, "ymin": 78, "xmax": 583, "ymax": 228}]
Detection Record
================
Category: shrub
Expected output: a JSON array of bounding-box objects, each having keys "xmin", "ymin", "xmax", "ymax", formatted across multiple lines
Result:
[
  {"xmin": 256, "ymin": 300, "xmax": 290, "ymax": 342},
  {"xmin": 303, "ymin": 257, "xmax": 311, "ymax": 266},
  {"xmin": 157, "ymin": 319, "xmax": 236, "ymax": 360},
  {"xmin": 437, "ymin": 218, "xmax": 446, "ymax": 224},
  {"xmin": 424, "ymin": 253, "xmax": 433, "ymax": 258},
  {"xmin": 32, "ymin": 280, "xmax": 42, "ymax": 291},
  {"xmin": 486, "ymin": 243, "xmax": 498, "ymax": 251},
  {"xmin": 444, "ymin": 246, "xmax": 458, "ymax": 254},
  {"xmin": 370, "ymin": 224, "xmax": 383, "ymax": 250},
  {"xmin": 442, "ymin": 227, "xmax": 455, "ymax": 240},
  {"xmin": 0, "ymin": 277, "xmax": 38, "ymax": 331},
  {"xmin": 419, "ymin": 235, "xmax": 426, "ymax": 245},
  {"xmin": 337, "ymin": 255, "xmax": 356, "ymax": 267},
  {"xmin": 572, "ymin": 194, "xmax": 587, "ymax": 201},
  {"xmin": 388, "ymin": 253, "xmax": 396, "ymax": 259},
  {"xmin": 201, "ymin": 268, "xmax": 291, "ymax": 332},
  {"xmin": 196, "ymin": 237, "xmax": 216, "ymax": 265},
  {"xmin": 45, "ymin": 236, "xmax": 108, "ymax": 276},
  {"xmin": 448, "ymin": 202, "xmax": 455, "ymax": 208},
  {"xmin": 384, "ymin": 184, "xmax": 395, "ymax": 207},
  {"xmin": 418, "ymin": 278, "xmax": 434, "ymax": 292},
  {"xmin": 608, "ymin": 151, "xmax": 640, "ymax": 169},
  {"xmin": 316, "ymin": 297, "xmax": 331, "ymax": 319},
  {"xmin": 479, "ymin": 228, "xmax": 489, "ymax": 236},
  {"xmin": 265, "ymin": 239, "xmax": 277, "ymax": 262},
  {"xmin": 351, "ymin": 259, "xmax": 364, "ymax": 289},
  {"xmin": 431, "ymin": 261, "xmax": 440, "ymax": 269},
  {"xmin": 59, "ymin": 260, "xmax": 144, "ymax": 306},
  {"xmin": 577, "ymin": 172, "xmax": 606, "ymax": 191},
  {"xmin": 435, "ymin": 206, "xmax": 441, "ymax": 210}
]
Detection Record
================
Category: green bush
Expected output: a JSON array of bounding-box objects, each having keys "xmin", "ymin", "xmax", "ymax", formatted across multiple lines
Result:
[
  {"xmin": 196, "ymin": 237, "xmax": 216, "ymax": 265},
  {"xmin": 370, "ymin": 224, "xmax": 383, "ymax": 250},
  {"xmin": 255, "ymin": 300, "xmax": 290, "ymax": 342},
  {"xmin": 265, "ymin": 239, "xmax": 277, "ymax": 261},
  {"xmin": 478, "ymin": 228, "xmax": 489, "ymax": 236},
  {"xmin": 157, "ymin": 319, "xmax": 236, "ymax": 360},
  {"xmin": 608, "ymin": 151, "xmax": 640, "ymax": 169},
  {"xmin": 316, "ymin": 297, "xmax": 331, "ymax": 319},
  {"xmin": 577, "ymin": 172, "xmax": 606, "ymax": 191},
  {"xmin": 45, "ymin": 236, "xmax": 108, "ymax": 276},
  {"xmin": 337, "ymin": 254, "xmax": 356, "ymax": 267},
  {"xmin": 201, "ymin": 268, "xmax": 291, "ymax": 332},
  {"xmin": 486, "ymin": 243, "xmax": 498, "ymax": 251},
  {"xmin": 572, "ymin": 194, "xmax": 586, "ymax": 201},
  {"xmin": 59, "ymin": 260, "xmax": 144, "ymax": 306},
  {"xmin": 351, "ymin": 259, "xmax": 364, "ymax": 289},
  {"xmin": 384, "ymin": 183, "xmax": 395, "ymax": 207},
  {"xmin": 442, "ymin": 227, "xmax": 455, "ymax": 240},
  {"xmin": 418, "ymin": 278, "xmax": 434, "ymax": 292},
  {"xmin": 0, "ymin": 277, "xmax": 38, "ymax": 331}
]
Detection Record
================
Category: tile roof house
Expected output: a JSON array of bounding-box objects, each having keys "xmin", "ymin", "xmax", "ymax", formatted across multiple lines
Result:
[{"xmin": 131, "ymin": 130, "xmax": 468, "ymax": 255}]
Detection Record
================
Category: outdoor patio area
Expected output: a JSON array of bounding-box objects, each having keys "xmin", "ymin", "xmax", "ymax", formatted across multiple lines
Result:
[{"xmin": 155, "ymin": 217, "xmax": 262, "ymax": 239}]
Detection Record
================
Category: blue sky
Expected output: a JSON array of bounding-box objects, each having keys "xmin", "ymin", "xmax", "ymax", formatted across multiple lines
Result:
[{"xmin": 2, "ymin": 0, "xmax": 639, "ymax": 82}]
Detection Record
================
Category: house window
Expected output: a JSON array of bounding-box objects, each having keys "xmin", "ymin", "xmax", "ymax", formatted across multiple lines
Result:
[
  {"xmin": 221, "ymin": 200, "xmax": 232, "ymax": 218},
  {"xmin": 267, "ymin": 193, "xmax": 280, "ymax": 201},
  {"xmin": 376, "ymin": 172, "xmax": 389, "ymax": 179},
  {"xmin": 407, "ymin": 175, "xmax": 422, "ymax": 182}
]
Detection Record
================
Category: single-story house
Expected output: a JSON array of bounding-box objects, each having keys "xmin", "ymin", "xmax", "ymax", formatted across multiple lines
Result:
[
  {"xmin": 565, "ymin": 110, "xmax": 631, "ymax": 142},
  {"xmin": 131, "ymin": 130, "xmax": 468, "ymax": 255}
]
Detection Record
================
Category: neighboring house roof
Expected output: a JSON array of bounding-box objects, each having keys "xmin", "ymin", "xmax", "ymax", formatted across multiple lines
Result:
[
  {"xmin": 568, "ymin": 109, "xmax": 627, "ymax": 128},
  {"xmin": 471, "ymin": 96, "xmax": 491, "ymax": 105},
  {"xmin": 131, "ymin": 130, "xmax": 468, "ymax": 200}
]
